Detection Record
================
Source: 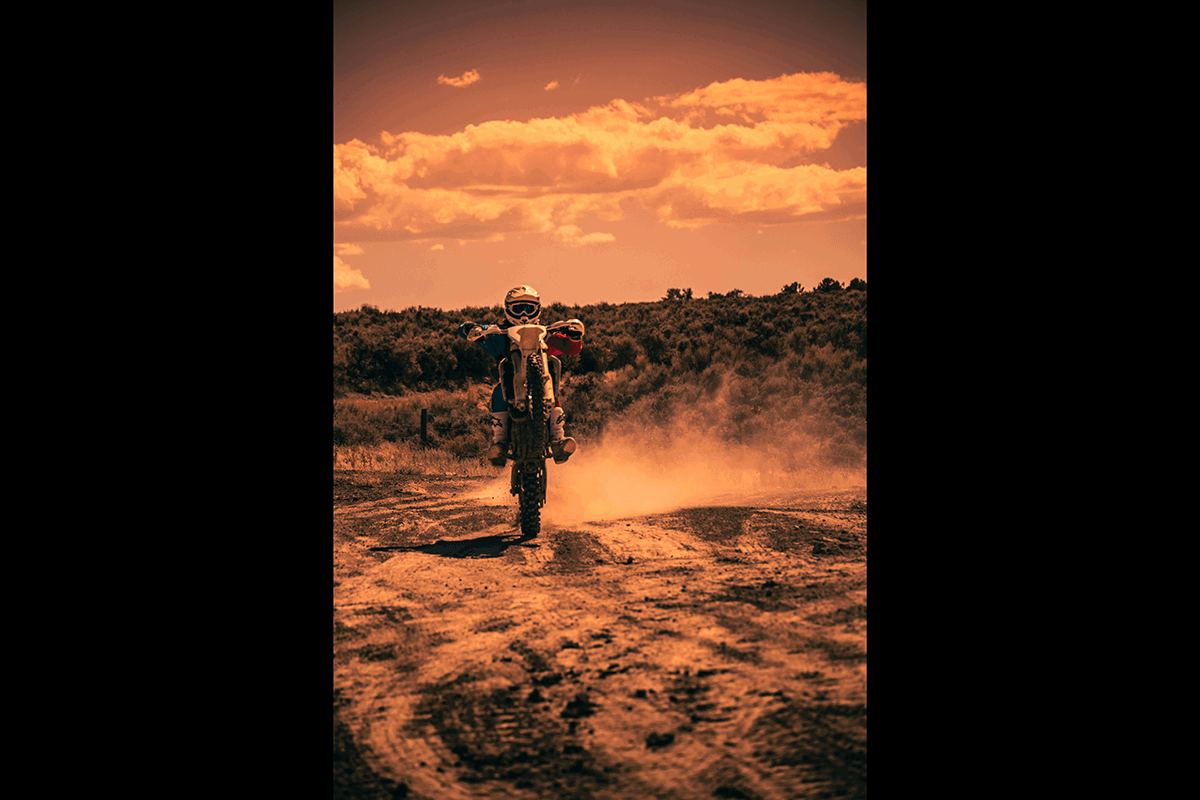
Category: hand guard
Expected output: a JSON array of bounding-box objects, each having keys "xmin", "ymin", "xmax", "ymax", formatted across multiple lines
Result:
[
  {"xmin": 547, "ymin": 319, "xmax": 584, "ymax": 357},
  {"xmin": 457, "ymin": 322, "xmax": 483, "ymax": 340},
  {"xmin": 547, "ymin": 318, "xmax": 585, "ymax": 341}
]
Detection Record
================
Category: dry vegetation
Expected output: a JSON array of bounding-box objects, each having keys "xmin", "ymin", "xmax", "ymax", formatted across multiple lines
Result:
[{"xmin": 334, "ymin": 282, "xmax": 866, "ymax": 475}]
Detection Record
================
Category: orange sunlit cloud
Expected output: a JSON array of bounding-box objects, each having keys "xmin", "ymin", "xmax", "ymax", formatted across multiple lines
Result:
[
  {"xmin": 659, "ymin": 72, "xmax": 866, "ymax": 124},
  {"xmin": 334, "ymin": 255, "xmax": 370, "ymax": 291},
  {"xmin": 437, "ymin": 69, "xmax": 481, "ymax": 87},
  {"xmin": 334, "ymin": 72, "xmax": 865, "ymax": 252},
  {"xmin": 544, "ymin": 80, "xmax": 559, "ymax": 91}
]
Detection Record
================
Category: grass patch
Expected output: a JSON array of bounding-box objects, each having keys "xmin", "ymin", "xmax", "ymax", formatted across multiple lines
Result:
[{"xmin": 333, "ymin": 440, "xmax": 494, "ymax": 477}]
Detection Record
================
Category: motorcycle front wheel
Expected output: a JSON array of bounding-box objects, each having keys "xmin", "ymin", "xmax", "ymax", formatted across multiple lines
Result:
[{"xmin": 518, "ymin": 466, "xmax": 544, "ymax": 537}]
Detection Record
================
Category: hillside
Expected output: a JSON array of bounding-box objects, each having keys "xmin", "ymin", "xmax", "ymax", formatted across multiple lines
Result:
[{"xmin": 334, "ymin": 282, "xmax": 866, "ymax": 471}]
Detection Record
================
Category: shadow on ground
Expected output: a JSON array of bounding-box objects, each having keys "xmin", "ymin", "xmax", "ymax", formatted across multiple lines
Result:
[{"xmin": 370, "ymin": 533, "xmax": 539, "ymax": 559}]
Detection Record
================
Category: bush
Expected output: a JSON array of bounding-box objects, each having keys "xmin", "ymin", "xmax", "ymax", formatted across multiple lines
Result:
[{"xmin": 335, "ymin": 288, "xmax": 866, "ymax": 468}]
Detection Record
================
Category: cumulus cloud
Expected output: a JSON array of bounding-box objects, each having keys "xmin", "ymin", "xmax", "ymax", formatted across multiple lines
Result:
[
  {"xmin": 430, "ymin": 243, "xmax": 444, "ymax": 250},
  {"xmin": 437, "ymin": 69, "xmax": 481, "ymax": 87},
  {"xmin": 544, "ymin": 80, "xmax": 559, "ymax": 91},
  {"xmin": 334, "ymin": 72, "xmax": 866, "ymax": 247},
  {"xmin": 334, "ymin": 255, "xmax": 369, "ymax": 291},
  {"xmin": 658, "ymin": 72, "xmax": 866, "ymax": 125}
]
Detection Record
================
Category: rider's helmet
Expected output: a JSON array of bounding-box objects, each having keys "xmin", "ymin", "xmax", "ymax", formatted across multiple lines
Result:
[{"xmin": 504, "ymin": 285, "xmax": 541, "ymax": 326}]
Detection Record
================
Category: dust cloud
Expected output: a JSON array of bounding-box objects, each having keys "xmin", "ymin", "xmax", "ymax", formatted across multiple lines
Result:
[
  {"xmin": 542, "ymin": 428, "xmax": 863, "ymax": 526},
  {"xmin": 462, "ymin": 400, "xmax": 865, "ymax": 525},
  {"xmin": 542, "ymin": 431, "xmax": 761, "ymax": 525}
]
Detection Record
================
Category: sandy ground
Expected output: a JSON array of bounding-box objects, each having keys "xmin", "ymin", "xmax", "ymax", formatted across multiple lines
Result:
[{"xmin": 334, "ymin": 468, "xmax": 866, "ymax": 800}]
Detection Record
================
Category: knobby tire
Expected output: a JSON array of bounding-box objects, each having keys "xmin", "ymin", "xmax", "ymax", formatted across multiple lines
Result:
[{"xmin": 518, "ymin": 353, "xmax": 548, "ymax": 538}]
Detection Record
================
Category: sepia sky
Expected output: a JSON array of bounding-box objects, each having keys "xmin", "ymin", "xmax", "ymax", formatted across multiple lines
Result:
[{"xmin": 334, "ymin": 0, "xmax": 866, "ymax": 312}]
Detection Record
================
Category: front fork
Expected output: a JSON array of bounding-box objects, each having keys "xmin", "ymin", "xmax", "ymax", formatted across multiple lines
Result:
[{"xmin": 500, "ymin": 353, "xmax": 561, "ymax": 414}]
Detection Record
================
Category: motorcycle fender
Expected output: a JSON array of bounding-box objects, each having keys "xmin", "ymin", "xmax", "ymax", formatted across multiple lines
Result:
[
  {"xmin": 541, "ymin": 353, "xmax": 556, "ymax": 406},
  {"xmin": 514, "ymin": 330, "xmax": 555, "ymax": 407},
  {"xmin": 506, "ymin": 325, "xmax": 555, "ymax": 408}
]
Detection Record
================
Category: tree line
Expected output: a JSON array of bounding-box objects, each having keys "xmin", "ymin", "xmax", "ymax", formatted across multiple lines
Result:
[
  {"xmin": 334, "ymin": 279, "xmax": 866, "ymax": 467},
  {"xmin": 335, "ymin": 279, "xmax": 865, "ymax": 395}
]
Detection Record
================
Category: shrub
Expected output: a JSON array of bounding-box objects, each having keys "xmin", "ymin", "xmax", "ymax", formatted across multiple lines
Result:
[{"xmin": 335, "ymin": 289, "xmax": 866, "ymax": 468}]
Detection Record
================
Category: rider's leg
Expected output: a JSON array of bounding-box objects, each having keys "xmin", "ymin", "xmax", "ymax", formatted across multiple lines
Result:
[
  {"xmin": 545, "ymin": 355, "xmax": 576, "ymax": 463},
  {"xmin": 487, "ymin": 382, "xmax": 509, "ymax": 466},
  {"xmin": 549, "ymin": 403, "xmax": 577, "ymax": 464}
]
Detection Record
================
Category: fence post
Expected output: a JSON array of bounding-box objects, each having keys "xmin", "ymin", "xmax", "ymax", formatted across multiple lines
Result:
[{"xmin": 421, "ymin": 408, "xmax": 428, "ymax": 446}]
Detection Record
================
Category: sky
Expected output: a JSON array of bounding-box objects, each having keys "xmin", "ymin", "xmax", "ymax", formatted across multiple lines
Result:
[{"xmin": 334, "ymin": 0, "xmax": 866, "ymax": 312}]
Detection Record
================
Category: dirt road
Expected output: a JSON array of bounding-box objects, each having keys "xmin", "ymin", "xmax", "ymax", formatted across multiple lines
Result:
[{"xmin": 334, "ymin": 469, "xmax": 866, "ymax": 800}]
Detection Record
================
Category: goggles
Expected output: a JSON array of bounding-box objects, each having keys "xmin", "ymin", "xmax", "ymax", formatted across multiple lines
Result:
[
  {"xmin": 508, "ymin": 302, "xmax": 539, "ymax": 317},
  {"xmin": 560, "ymin": 328, "xmax": 583, "ymax": 340}
]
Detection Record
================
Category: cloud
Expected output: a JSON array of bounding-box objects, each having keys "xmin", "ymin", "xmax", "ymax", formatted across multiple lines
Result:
[
  {"xmin": 334, "ymin": 255, "xmax": 369, "ymax": 291},
  {"xmin": 552, "ymin": 224, "xmax": 615, "ymax": 247},
  {"xmin": 649, "ymin": 162, "xmax": 867, "ymax": 229},
  {"xmin": 544, "ymin": 80, "xmax": 559, "ymax": 91},
  {"xmin": 335, "ymin": 72, "xmax": 866, "ymax": 244},
  {"xmin": 430, "ymin": 243, "xmax": 444, "ymax": 250},
  {"xmin": 437, "ymin": 69, "xmax": 481, "ymax": 87},
  {"xmin": 658, "ymin": 72, "xmax": 866, "ymax": 124},
  {"xmin": 335, "ymin": 243, "xmax": 364, "ymax": 256}
]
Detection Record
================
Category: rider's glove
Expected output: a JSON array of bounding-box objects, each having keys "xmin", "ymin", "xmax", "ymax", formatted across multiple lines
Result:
[
  {"xmin": 547, "ymin": 319, "xmax": 585, "ymax": 357},
  {"xmin": 547, "ymin": 319, "xmax": 585, "ymax": 341}
]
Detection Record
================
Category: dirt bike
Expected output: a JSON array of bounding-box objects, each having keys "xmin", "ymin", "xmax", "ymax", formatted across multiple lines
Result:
[{"xmin": 498, "ymin": 323, "xmax": 563, "ymax": 539}]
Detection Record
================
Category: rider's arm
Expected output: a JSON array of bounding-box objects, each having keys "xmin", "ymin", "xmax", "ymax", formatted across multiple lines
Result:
[{"xmin": 458, "ymin": 322, "xmax": 510, "ymax": 359}]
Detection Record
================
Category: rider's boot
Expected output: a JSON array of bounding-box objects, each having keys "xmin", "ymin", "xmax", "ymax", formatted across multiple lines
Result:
[
  {"xmin": 487, "ymin": 410, "xmax": 509, "ymax": 466},
  {"xmin": 548, "ymin": 406, "xmax": 577, "ymax": 464}
]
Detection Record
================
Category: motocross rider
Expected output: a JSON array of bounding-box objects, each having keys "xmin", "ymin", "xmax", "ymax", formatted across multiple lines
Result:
[{"xmin": 456, "ymin": 285, "xmax": 584, "ymax": 467}]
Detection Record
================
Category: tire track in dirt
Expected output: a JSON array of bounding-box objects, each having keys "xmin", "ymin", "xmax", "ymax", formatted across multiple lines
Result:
[{"xmin": 334, "ymin": 473, "xmax": 866, "ymax": 800}]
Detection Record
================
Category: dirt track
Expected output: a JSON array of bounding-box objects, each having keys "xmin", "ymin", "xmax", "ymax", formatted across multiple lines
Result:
[{"xmin": 334, "ymin": 469, "xmax": 866, "ymax": 800}]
